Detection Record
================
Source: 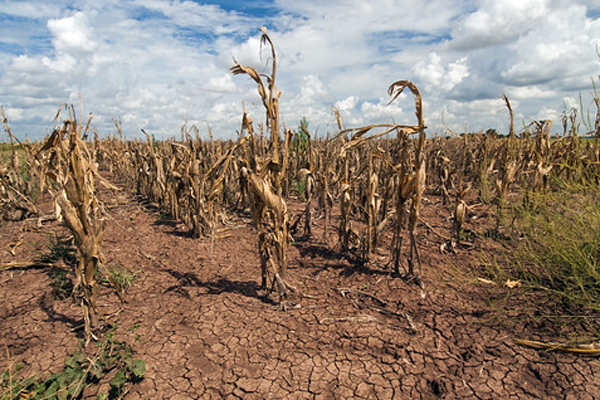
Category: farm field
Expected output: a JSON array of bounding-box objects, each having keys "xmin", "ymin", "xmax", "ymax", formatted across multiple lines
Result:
[
  {"xmin": 0, "ymin": 169, "xmax": 597, "ymax": 399},
  {"xmin": 2, "ymin": 28, "xmax": 600, "ymax": 399},
  {"xmin": 2, "ymin": 132, "xmax": 600, "ymax": 398}
]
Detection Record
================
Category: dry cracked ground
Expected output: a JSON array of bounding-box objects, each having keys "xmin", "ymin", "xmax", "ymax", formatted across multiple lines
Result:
[{"xmin": 1, "ymin": 176, "xmax": 600, "ymax": 399}]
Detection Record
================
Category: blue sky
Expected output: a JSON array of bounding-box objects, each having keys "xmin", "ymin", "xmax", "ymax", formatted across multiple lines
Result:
[{"xmin": 0, "ymin": 0, "xmax": 599, "ymax": 140}]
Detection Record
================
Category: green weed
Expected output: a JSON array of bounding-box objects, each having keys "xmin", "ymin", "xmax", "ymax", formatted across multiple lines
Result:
[
  {"xmin": 103, "ymin": 264, "xmax": 139, "ymax": 293},
  {"xmin": 48, "ymin": 268, "xmax": 75, "ymax": 300},
  {"xmin": 0, "ymin": 327, "xmax": 145, "ymax": 400},
  {"xmin": 36, "ymin": 235, "xmax": 77, "ymax": 299},
  {"xmin": 479, "ymin": 180, "xmax": 600, "ymax": 338},
  {"xmin": 510, "ymin": 183, "xmax": 600, "ymax": 312},
  {"xmin": 290, "ymin": 177, "xmax": 307, "ymax": 200},
  {"xmin": 37, "ymin": 234, "xmax": 77, "ymax": 265}
]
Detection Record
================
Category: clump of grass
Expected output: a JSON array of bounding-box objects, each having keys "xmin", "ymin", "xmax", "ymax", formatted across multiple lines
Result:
[
  {"xmin": 37, "ymin": 234, "xmax": 77, "ymax": 265},
  {"xmin": 48, "ymin": 268, "xmax": 75, "ymax": 300},
  {"xmin": 510, "ymin": 181, "xmax": 600, "ymax": 312},
  {"xmin": 479, "ymin": 179, "xmax": 600, "ymax": 338},
  {"xmin": 103, "ymin": 264, "xmax": 139, "ymax": 293}
]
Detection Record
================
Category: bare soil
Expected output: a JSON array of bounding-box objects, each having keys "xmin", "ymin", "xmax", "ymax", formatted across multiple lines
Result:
[{"xmin": 1, "ymin": 174, "xmax": 599, "ymax": 399}]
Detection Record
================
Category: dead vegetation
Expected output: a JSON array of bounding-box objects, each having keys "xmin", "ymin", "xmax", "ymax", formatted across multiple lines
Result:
[{"xmin": 1, "ymin": 29, "xmax": 600, "ymax": 400}]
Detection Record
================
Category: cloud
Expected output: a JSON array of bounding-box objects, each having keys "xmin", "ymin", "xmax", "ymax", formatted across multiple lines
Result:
[
  {"xmin": 203, "ymin": 74, "xmax": 238, "ymax": 93},
  {"xmin": 499, "ymin": 4, "xmax": 600, "ymax": 90},
  {"xmin": 132, "ymin": 0, "xmax": 250, "ymax": 33},
  {"xmin": 412, "ymin": 53, "xmax": 469, "ymax": 92},
  {"xmin": 335, "ymin": 96, "xmax": 359, "ymax": 113},
  {"xmin": 47, "ymin": 12, "xmax": 98, "ymax": 56},
  {"xmin": 2, "ymin": 106, "xmax": 25, "ymax": 122},
  {"xmin": 0, "ymin": 1, "xmax": 62, "ymax": 19},
  {"xmin": 0, "ymin": 0, "xmax": 598, "ymax": 140},
  {"xmin": 360, "ymin": 97, "xmax": 405, "ymax": 123},
  {"xmin": 296, "ymin": 75, "xmax": 327, "ymax": 104},
  {"xmin": 451, "ymin": 0, "xmax": 550, "ymax": 50}
]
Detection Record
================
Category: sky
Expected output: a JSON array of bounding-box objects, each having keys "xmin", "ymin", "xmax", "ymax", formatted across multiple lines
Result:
[{"xmin": 0, "ymin": 0, "xmax": 599, "ymax": 140}]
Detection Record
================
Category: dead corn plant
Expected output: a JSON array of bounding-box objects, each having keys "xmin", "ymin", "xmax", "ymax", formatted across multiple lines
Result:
[
  {"xmin": 141, "ymin": 129, "xmax": 166, "ymax": 205},
  {"xmin": 426, "ymin": 139, "xmax": 453, "ymax": 205},
  {"xmin": 288, "ymin": 118, "xmax": 317, "ymax": 238},
  {"xmin": 461, "ymin": 130, "xmax": 501, "ymax": 205},
  {"xmin": 0, "ymin": 107, "xmax": 39, "ymax": 220},
  {"xmin": 452, "ymin": 133, "xmax": 469, "ymax": 247},
  {"xmin": 521, "ymin": 120, "xmax": 553, "ymax": 206},
  {"xmin": 231, "ymin": 28, "xmax": 294, "ymax": 303},
  {"xmin": 37, "ymin": 105, "xmax": 110, "ymax": 342},
  {"xmin": 337, "ymin": 126, "xmax": 393, "ymax": 259},
  {"xmin": 389, "ymin": 81, "xmax": 427, "ymax": 280},
  {"xmin": 494, "ymin": 95, "xmax": 520, "ymax": 228},
  {"xmin": 334, "ymin": 81, "xmax": 427, "ymax": 280},
  {"xmin": 0, "ymin": 159, "xmax": 38, "ymax": 221}
]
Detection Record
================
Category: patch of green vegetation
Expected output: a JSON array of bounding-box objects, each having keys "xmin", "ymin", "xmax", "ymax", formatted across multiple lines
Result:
[
  {"xmin": 290, "ymin": 177, "xmax": 307, "ymax": 200},
  {"xmin": 511, "ymin": 182, "xmax": 600, "ymax": 310},
  {"xmin": 291, "ymin": 116, "xmax": 310, "ymax": 153},
  {"xmin": 458, "ymin": 228, "xmax": 474, "ymax": 243},
  {"xmin": 0, "ymin": 144, "xmax": 29, "ymax": 179},
  {"xmin": 481, "ymin": 180, "xmax": 600, "ymax": 338},
  {"xmin": 0, "ymin": 143, "xmax": 22, "ymax": 163},
  {"xmin": 103, "ymin": 264, "xmax": 140, "ymax": 293},
  {"xmin": 48, "ymin": 267, "xmax": 75, "ymax": 300},
  {"xmin": 1, "ymin": 328, "xmax": 145, "ymax": 400},
  {"xmin": 38, "ymin": 234, "xmax": 77, "ymax": 265},
  {"xmin": 37, "ymin": 235, "xmax": 77, "ymax": 300}
]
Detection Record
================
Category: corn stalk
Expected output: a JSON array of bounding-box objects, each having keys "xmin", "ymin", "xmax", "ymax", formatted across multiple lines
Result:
[
  {"xmin": 388, "ymin": 81, "xmax": 427, "ymax": 280},
  {"xmin": 231, "ymin": 28, "xmax": 293, "ymax": 303},
  {"xmin": 38, "ymin": 105, "xmax": 106, "ymax": 343}
]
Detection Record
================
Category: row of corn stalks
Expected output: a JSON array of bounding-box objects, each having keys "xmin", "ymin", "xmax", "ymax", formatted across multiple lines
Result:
[
  {"xmin": 426, "ymin": 95, "xmax": 600, "ymax": 247},
  {"xmin": 3, "ymin": 30, "xmax": 599, "ymax": 339},
  {"xmin": 92, "ymin": 30, "xmax": 430, "ymax": 297}
]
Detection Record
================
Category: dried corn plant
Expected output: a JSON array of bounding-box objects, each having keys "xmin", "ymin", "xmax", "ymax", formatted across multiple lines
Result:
[
  {"xmin": 473, "ymin": 131, "xmax": 501, "ymax": 204},
  {"xmin": 389, "ymin": 81, "xmax": 427, "ymax": 279},
  {"xmin": 337, "ymin": 125, "xmax": 394, "ymax": 259},
  {"xmin": 426, "ymin": 138, "xmax": 453, "ymax": 205},
  {"xmin": 522, "ymin": 120, "xmax": 553, "ymax": 200},
  {"xmin": 0, "ymin": 158, "xmax": 38, "ymax": 221},
  {"xmin": 37, "ymin": 105, "xmax": 107, "ymax": 342},
  {"xmin": 141, "ymin": 129, "xmax": 167, "ymax": 205},
  {"xmin": 288, "ymin": 119, "xmax": 317, "ymax": 238},
  {"xmin": 0, "ymin": 107, "xmax": 40, "ymax": 220},
  {"xmin": 452, "ymin": 133, "xmax": 469, "ymax": 247},
  {"xmin": 331, "ymin": 80, "xmax": 427, "ymax": 280},
  {"xmin": 231, "ymin": 28, "xmax": 293, "ymax": 303},
  {"xmin": 493, "ymin": 95, "xmax": 521, "ymax": 228},
  {"xmin": 102, "ymin": 127, "xmax": 246, "ymax": 240}
]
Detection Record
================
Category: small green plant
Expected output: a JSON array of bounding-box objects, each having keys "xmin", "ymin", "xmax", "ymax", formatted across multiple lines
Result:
[
  {"xmin": 290, "ymin": 177, "xmax": 307, "ymax": 200},
  {"xmin": 103, "ymin": 264, "xmax": 139, "ymax": 293},
  {"xmin": 292, "ymin": 117, "xmax": 310, "ymax": 153},
  {"xmin": 36, "ymin": 235, "xmax": 77, "ymax": 299},
  {"xmin": 458, "ymin": 228, "xmax": 473, "ymax": 243},
  {"xmin": 49, "ymin": 267, "xmax": 75, "ymax": 300},
  {"xmin": 1, "ymin": 328, "xmax": 145, "ymax": 399},
  {"xmin": 37, "ymin": 234, "xmax": 77, "ymax": 265}
]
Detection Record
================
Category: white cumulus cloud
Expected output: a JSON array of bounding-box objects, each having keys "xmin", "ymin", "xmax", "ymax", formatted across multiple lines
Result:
[{"xmin": 0, "ymin": 0, "xmax": 598, "ymax": 139}]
